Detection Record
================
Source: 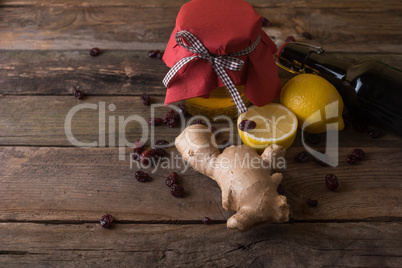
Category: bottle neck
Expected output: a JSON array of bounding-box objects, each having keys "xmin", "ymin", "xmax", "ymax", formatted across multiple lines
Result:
[{"xmin": 277, "ymin": 42, "xmax": 352, "ymax": 88}]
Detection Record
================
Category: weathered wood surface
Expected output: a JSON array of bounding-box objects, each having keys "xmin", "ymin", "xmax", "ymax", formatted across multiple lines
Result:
[
  {"xmin": 1, "ymin": 0, "xmax": 402, "ymax": 266},
  {"xmin": 1, "ymin": 145, "xmax": 401, "ymax": 222},
  {"xmin": 1, "ymin": 95, "xmax": 402, "ymax": 147},
  {"xmin": 0, "ymin": 222, "xmax": 401, "ymax": 267},
  {"xmin": 0, "ymin": 4, "xmax": 401, "ymax": 52},
  {"xmin": 1, "ymin": 51, "xmax": 402, "ymax": 96}
]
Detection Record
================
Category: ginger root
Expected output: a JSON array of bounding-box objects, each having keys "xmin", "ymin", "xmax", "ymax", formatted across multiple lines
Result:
[{"xmin": 175, "ymin": 124, "xmax": 289, "ymax": 231}]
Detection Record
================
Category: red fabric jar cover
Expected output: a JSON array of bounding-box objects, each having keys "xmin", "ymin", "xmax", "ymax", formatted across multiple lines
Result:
[{"xmin": 162, "ymin": 0, "xmax": 281, "ymax": 108}]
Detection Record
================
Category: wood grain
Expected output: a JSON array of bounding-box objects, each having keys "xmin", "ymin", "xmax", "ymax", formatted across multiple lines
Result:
[
  {"xmin": 0, "ymin": 222, "xmax": 401, "ymax": 267},
  {"xmin": 1, "ymin": 95, "xmax": 401, "ymax": 147},
  {"xmin": 1, "ymin": 146, "xmax": 401, "ymax": 222},
  {"xmin": 1, "ymin": 51, "xmax": 401, "ymax": 96},
  {"xmin": 0, "ymin": 4, "xmax": 401, "ymax": 52}
]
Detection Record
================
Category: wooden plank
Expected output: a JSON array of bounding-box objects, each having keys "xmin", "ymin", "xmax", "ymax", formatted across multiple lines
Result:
[
  {"xmin": 1, "ymin": 146, "xmax": 401, "ymax": 222},
  {"xmin": 3, "ymin": 0, "xmax": 402, "ymax": 10},
  {"xmin": 0, "ymin": 50, "xmax": 169, "ymax": 95},
  {"xmin": 0, "ymin": 222, "xmax": 401, "ymax": 267},
  {"xmin": 1, "ymin": 51, "xmax": 402, "ymax": 96},
  {"xmin": 1, "ymin": 95, "xmax": 401, "ymax": 147},
  {"xmin": 0, "ymin": 5, "xmax": 401, "ymax": 52}
]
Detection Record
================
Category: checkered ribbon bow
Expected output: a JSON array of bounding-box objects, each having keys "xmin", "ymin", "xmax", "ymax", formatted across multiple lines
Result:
[{"xmin": 163, "ymin": 30, "xmax": 261, "ymax": 114}]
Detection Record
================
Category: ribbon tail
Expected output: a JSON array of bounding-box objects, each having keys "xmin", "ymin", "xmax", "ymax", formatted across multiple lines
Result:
[
  {"xmin": 163, "ymin": 56, "xmax": 198, "ymax": 87},
  {"xmin": 213, "ymin": 64, "xmax": 248, "ymax": 114}
]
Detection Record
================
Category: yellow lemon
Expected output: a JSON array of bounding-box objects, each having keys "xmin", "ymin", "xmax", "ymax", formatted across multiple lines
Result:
[
  {"xmin": 237, "ymin": 103, "xmax": 298, "ymax": 152},
  {"xmin": 280, "ymin": 74, "xmax": 344, "ymax": 134}
]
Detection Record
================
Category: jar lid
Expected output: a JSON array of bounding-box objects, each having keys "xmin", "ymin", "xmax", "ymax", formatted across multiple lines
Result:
[{"xmin": 162, "ymin": 0, "xmax": 281, "ymax": 108}]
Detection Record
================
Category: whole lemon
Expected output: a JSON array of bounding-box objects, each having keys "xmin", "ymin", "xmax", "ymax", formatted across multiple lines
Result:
[{"xmin": 280, "ymin": 74, "xmax": 344, "ymax": 134}]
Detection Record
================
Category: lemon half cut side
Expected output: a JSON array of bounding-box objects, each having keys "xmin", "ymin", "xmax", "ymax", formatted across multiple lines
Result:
[{"xmin": 237, "ymin": 103, "xmax": 298, "ymax": 152}]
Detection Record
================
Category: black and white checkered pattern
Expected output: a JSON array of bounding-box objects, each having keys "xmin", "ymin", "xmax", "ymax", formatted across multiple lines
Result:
[{"xmin": 163, "ymin": 30, "xmax": 261, "ymax": 114}]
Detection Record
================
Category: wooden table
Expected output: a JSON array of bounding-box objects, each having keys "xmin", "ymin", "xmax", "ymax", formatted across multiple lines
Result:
[{"xmin": 1, "ymin": 0, "xmax": 401, "ymax": 266}]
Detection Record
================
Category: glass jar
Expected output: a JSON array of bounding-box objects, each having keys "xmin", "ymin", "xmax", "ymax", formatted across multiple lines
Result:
[{"xmin": 184, "ymin": 85, "xmax": 251, "ymax": 121}]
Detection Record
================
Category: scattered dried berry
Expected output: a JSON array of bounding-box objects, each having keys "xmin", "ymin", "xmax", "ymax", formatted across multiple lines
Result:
[
  {"xmin": 148, "ymin": 117, "xmax": 163, "ymax": 126},
  {"xmin": 165, "ymin": 118, "xmax": 176, "ymax": 128},
  {"xmin": 165, "ymin": 172, "xmax": 179, "ymax": 187},
  {"xmin": 325, "ymin": 174, "xmax": 339, "ymax": 191},
  {"xmin": 191, "ymin": 119, "xmax": 206, "ymax": 126},
  {"xmin": 133, "ymin": 139, "xmax": 145, "ymax": 150},
  {"xmin": 295, "ymin": 151, "xmax": 310, "ymax": 163},
  {"xmin": 156, "ymin": 51, "xmax": 164, "ymax": 59},
  {"xmin": 155, "ymin": 140, "xmax": 169, "ymax": 146},
  {"xmin": 148, "ymin": 50, "xmax": 160, "ymax": 57},
  {"xmin": 238, "ymin": 120, "xmax": 257, "ymax": 132},
  {"xmin": 141, "ymin": 93, "xmax": 151, "ymax": 106},
  {"xmin": 90, "ymin": 47, "xmax": 101, "ymax": 57},
  {"xmin": 261, "ymin": 17, "xmax": 271, "ymax": 27},
  {"xmin": 100, "ymin": 214, "xmax": 113, "ymax": 228},
  {"xmin": 135, "ymin": 171, "xmax": 150, "ymax": 182},
  {"xmin": 210, "ymin": 126, "xmax": 217, "ymax": 134},
  {"xmin": 202, "ymin": 217, "xmax": 213, "ymax": 225},
  {"xmin": 302, "ymin": 31, "xmax": 313, "ymax": 40},
  {"xmin": 163, "ymin": 110, "xmax": 180, "ymax": 122},
  {"xmin": 277, "ymin": 184, "xmax": 285, "ymax": 195},
  {"xmin": 368, "ymin": 128, "xmax": 383, "ymax": 139},
  {"xmin": 346, "ymin": 154, "xmax": 357, "ymax": 165},
  {"xmin": 132, "ymin": 148, "xmax": 144, "ymax": 161},
  {"xmin": 139, "ymin": 149, "xmax": 156, "ymax": 165},
  {"xmin": 178, "ymin": 104, "xmax": 189, "ymax": 117},
  {"xmin": 307, "ymin": 134, "xmax": 321, "ymax": 145},
  {"xmin": 285, "ymin": 36, "xmax": 296, "ymax": 42},
  {"xmin": 152, "ymin": 147, "xmax": 167, "ymax": 157},
  {"xmin": 307, "ymin": 199, "xmax": 318, "ymax": 207},
  {"xmin": 352, "ymin": 149, "xmax": 365, "ymax": 161},
  {"xmin": 170, "ymin": 184, "xmax": 184, "ymax": 198},
  {"xmin": 73, "ymin": 89, "xmax": 84, "ymax": 100}
]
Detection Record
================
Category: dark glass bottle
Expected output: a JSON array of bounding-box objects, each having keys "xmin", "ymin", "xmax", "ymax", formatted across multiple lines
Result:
[{"xmin": 276, "ymin": 42, "xmax": 402, "ymax": 136}]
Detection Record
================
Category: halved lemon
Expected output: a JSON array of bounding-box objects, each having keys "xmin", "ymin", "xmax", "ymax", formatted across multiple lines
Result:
[{"xmin": 237, "ymin": 103, "xmax": 298, "ymax": 151}]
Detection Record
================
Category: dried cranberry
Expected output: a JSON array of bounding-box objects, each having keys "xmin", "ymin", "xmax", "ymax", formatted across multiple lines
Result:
[
  {"xmin": 307, "ymin": 134, "xmax": 321, "ymax": 145},
  {"xmin": 155, "ymin": 140, "xmax": 169, "ymax": 146},
  {"xmin": 261, "ymin": 17, "xmax": 271, "ymax": 27},
  {"xmin": 139, "ymin": 150, "xmax": 156, "ymax": 165},
  {"xmin": 148, "ymin": 117, "xmax": 163, "ymax": 126},
  {"xmin": 140, "ymin": 93, "xmax": 150, "ymax": 106},
  {"xmin": 132, "ymin": 148, "xmax": 144, "ymax": 161},
  {"xmin": 346, "ymin": 154, "xmax": 357, "ymax": 165},
  {"xmin": 90, "ymin": 47, "xmax": 101, "ymax": 57},
  {"xmin": 307, "ymin": 199, "xmax": 318, "ymax": 207},
  {"xmin": 368, "ymin": 128, "xmax": 383, "ymax": 139},
  {"xmin": 156, "ymin": 51, "xmax": 164, "ymax": 59},
  {"xmin": 210, "ymin": 126, "xmax": 217, "ymax": 134},
  {"xmin": 73, "ymin": 89, "xmax": 84, "ymax": 100},
  {"xmin": 152, "ymin": 147, "xmax": 167, "ymax": 157},
  {"xmin": 238, "ymin": 120, "xmax": 256, "ymax": 132},
  {"xmin": 148, "ymin": 50, "xmax": 160, "ymax": 57},
  {"xmin": 352, "ymin": 149, "xmax": 365, "ymax": 161},
  {"xmin": 133, "ymin": 139, "xmax": 145, "ymax": 150},
  {"xmin": 302, "ymin": 32, "xmax": 313, "ymax": 40},
  {"xmin": 285, "ymin": 36, "xmax": 296, "ymax": 42},
  {"xmin": 178, "ymin": 104, "xmax": 189, "ymax": 117},
  {"xmin": 202, "ymin": 217, "xmax": 213, "ymax": 225},
  {"xmin": 295, "ymin": 151, "xmax": 310, "ymax": 163},
  {"xmin": 166, "ymin": 172, "xmax": 179, "ymax": 187},
  {"xmin": 163, "ymin": 110, "xmax": 180, "ymax": 121},
  {"xmin": 170, "ymin": 184, "xmax": 184, "ymax": 198},
  {"xmin": 325, "ymin": 174, "xmax": 339, "ymax": 191},
  {"xmin": 100, "ymin": 214, "xmax": 113, "ymax": 228},
  {"xmin": 277, "ymin": 184, "xmax": 285, "ymax": 195},
  {"xmin": 135, "ymin": 171, "xmax": 150, "ymax": 182},
  {"xmin": 165, "ymin": 118, "xmax": 176, "ymax": 128},
  {"xmin": 191, "ymin": 119, "xmax": 206, "ymax": 126}
]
